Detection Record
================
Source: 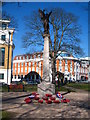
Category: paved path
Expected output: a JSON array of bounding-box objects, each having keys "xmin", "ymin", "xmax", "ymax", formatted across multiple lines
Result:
[{"xmin": 2, "ymin": 91, "xmax": 90, "ymax": 119}]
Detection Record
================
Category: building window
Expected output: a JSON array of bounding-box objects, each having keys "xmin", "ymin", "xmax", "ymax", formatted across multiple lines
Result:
[
  {"xmin": 31, "ymin": 76, "xmax": 32, "ymax": 80},
  {"xmin": 2, "ymin": 24, "xmax": 7, "ymax": 30},
  {"xmin": 36, "ymin": 74, "xmax": 39, "ymax": 79},
  {"xmin": 15, "ymin": 75, "xmax": 16, "ymax": 79},
  {"xmin": 18, "ymin": 68, "xmax": 20, "ymax": 73},
  {"xmin": 1, "ymin": 35, "xmax": 6, "ymax": 41},
  {"xmin": 32, "ymin": 75, "xmax": 34, "ymax": 80},
  {"xmin": 29, "ymin": 67, "xmax": 31, "ymax": 72},
  {"xmin": 18, "ymin": 63, "xmax": 20, "ymax": 67},
  {"xmin": 18, "ymin": 75, "xmax": 20, "ymax": 79},
  {"xmin": 33, "ymin": 62, "xmax": 34, "ymax": 66},
  {"xmin": 21, "ymin": 75, "xmax": 23, "ymax": 79},
  {"xmin": 29, "ymin": 62, "xmax": 31, "ymax": 66},
  {"xmin": 21, "ymin": 67, "xmax": 23, "ymax": 72},
  {"xmin": 0, "ymin": 48, "xmax": 5, "ymax": 66},
  {"xmin": 77, "ymin": 66, "xmax": 78, "ymax": 69},
  {"xmin": 25, "ymin": 75, "xmax": 27, "ymax": 79},
  {"xmin": 25, "ymin": 67, "xmax": 27, "ymax": 73},
  {"xmin": 70, "ymin": 61, "xmax": 72, "ymax": 67},
  {"xmin": 15, "ymin": 68, "xmax": 16, "ymax": 73},
  {"xmin": 15, "ymin": 63, "xmax": 17, "ymax": 67},
  {"xmin": 65, "ymin": 60, "xmax": 67, "ymax": 64},
  {"xmin": 59, "ymin": 60, "xmax": 61, "ymax": 65},
  {"xmin": 25, "ymin": 63, "xmax": 27, "ymax": 67},
  {"xmin": 21, "ymin": 63, "xmax": 23, "ymax": 67},
  {"xmin": 37, "ymin": 62, "xmax": 38, "ymax": 66},
  {"xmin": 65, "ymin": 66, "xmax": 67, "ymax": 71},
  {"xmin": 0, "ymin": 74, "xmax": 4, "ymax": 79}
]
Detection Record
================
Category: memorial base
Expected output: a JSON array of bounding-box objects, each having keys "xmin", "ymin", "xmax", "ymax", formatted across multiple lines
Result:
[{"xmin": 38, "ymin": 81, "xmax": 55, "ymax": 97}]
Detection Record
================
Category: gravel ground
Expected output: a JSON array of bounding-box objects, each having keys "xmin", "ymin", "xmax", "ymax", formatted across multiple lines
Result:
[{"xmin": 2, "ymin": 91, "xmax": 90, "ymax": 119}]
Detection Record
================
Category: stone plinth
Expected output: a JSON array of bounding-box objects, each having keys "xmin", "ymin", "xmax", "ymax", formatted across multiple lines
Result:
[
  {"xmin": 38, "ymin": 81, "xmax": 55, "ymax": 97},
  {"xmin": 37, "ymin": 34, "xmax": 55, "ymax": 97}
]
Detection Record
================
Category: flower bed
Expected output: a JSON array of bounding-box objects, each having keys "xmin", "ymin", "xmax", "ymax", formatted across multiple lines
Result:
[{"xmin": 8, "ymin": 84, "xmax": 24, "ymax": 92}]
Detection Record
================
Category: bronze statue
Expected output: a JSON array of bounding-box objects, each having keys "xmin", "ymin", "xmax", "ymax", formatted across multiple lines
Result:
[{"xmin": 39, "ymin": 9, "xmax": 52, "ymax": 34}]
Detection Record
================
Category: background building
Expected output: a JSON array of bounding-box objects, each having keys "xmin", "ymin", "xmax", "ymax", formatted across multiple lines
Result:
[
  {"xmin": 0, "ymin": 19, "xmax": 14, "ymax": 85},
  {"xmin": 12, "ymin": 51, "xmax": 89, "ymax": 83}
]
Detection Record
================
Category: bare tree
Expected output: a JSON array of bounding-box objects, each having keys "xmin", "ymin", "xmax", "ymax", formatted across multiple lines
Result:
[{"xmin": 22, "ymin": 8, "xmax": 84, "ymax": 83}]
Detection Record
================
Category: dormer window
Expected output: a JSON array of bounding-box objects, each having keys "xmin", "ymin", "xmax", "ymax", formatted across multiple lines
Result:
[
  {"xmin": 23, "ymin": 56, "xmax": 25, "ymax": 60},
  {"xmin": 2, "ymin": 24, "xmax": 7, "ymax": 30},
  {"xmin": 27, "ymin": 56, "xmax": 28, "ymax": 59},
  {"xmin": 1, "ymin": 35, "xmax": 6, "ymax": 41},
  {"xmin": 38, "ymin": 54, "xmax": 40, "ymax": 58},
  {"xmin": 34, "ymin": 55, "xmax": 36, "ymax": 59},
  {"xmin": 19, "ymin": 56, "xmax": 21, "ymax": 60},
  {"xmin": 30, "ymin": 56, "xmax": 32, "ymax": 59},
  {"xmin": 65, "ymin": 60, "xmax": 67, "ymax": 64},
  {"xmin": 16, "ymin": 57, "xmax": 18, "ymax": 60}
]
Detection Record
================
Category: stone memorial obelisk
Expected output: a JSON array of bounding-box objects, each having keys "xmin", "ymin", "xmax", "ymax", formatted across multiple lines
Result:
[{"xmin": 38, "ymin": 9, "xmax": 55, "ymax": 97}]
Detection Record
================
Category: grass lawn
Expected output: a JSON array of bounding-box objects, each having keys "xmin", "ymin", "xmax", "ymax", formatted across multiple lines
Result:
[
  {"xmin": 66, "ymin": 82, "xmax": 90, "ymax": 91},
  {"xmin": 1, "ymin": 110, "xmax": 16, "ymax": 120},
  {"xmin": 0, "ymin": 82, "xmax": 89, "ymax": 92},
  {"xmin": 1, "ymin": 84, "xmax": 71, "ymax": 92},
  {"xmin": 0, "ymin": 84, "xmax": 37, "ymax": 92},
  {"xmin": 24, "ymin": 84, "xmax": 37, "ymax": 92},
  {"xmin": 0, "ymin": 85, "xmax": 8, "ymax": 92},
  {"xmin": 55, "ymin": 84, "xmax": 76, "ymax": 92}
]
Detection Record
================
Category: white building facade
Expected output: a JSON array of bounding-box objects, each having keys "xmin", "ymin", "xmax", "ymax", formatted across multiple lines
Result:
[{"xmin": 12, "ymin": 52, "xmax": 89, "ymax": 83}]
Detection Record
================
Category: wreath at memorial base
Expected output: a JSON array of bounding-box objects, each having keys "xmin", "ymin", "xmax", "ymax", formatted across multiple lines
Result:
[
  {"xmin": 42, "ymin": 96, "xmax": 48, "ymax": 100},
  {"xmin": 50, "ymin": 96, "xmax": 56, "ymax": 100},
  {"xmin": 45, "ymin": 94, "xmax": 52, "ymax": 97},
  {"xmin": 61, "ymin": 99, "xmax": 70, "ymax": 103},
  {"xmin": 24, "ymin": 98, "xmax": 32, "ymax": 104},
  {"xmin": 24, "ymin": 92, "xmax": 70, "ymax": 104},
  {"xmin": 34, "ymin": 96, "xmax": 40, "ymax": 100},
  {"xmin": 45, "ymin": 99, "xmax": 52, "ymax": 104},
  {"xmin": 53, "ymin": 100, "xmax": 60, "ymax": 103},
  {"xmin": 38, "ymin": 99, "xmax": 43, "ymax": 103}
]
